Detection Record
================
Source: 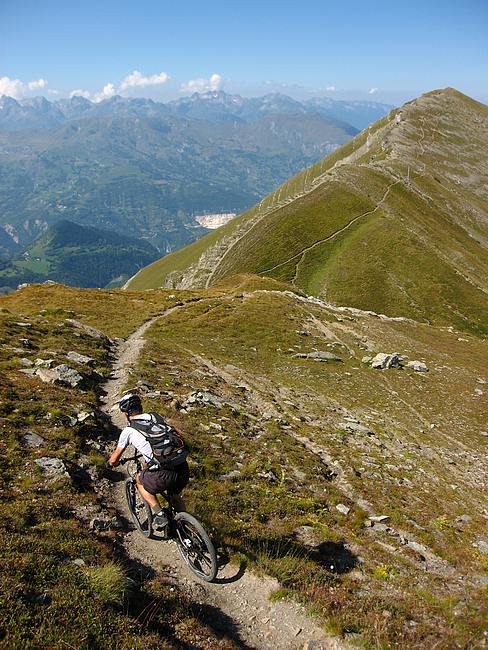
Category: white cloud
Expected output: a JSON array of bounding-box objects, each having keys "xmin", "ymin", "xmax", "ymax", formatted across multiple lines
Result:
[
  {"xmin": 0, "ymin": 76, "xmax": 48, "ymax": 98},
  {"xmin": 70, "ymin": 70, "xmax": 170, "ymax": 103},
  {"xmin": 180, "ymin": 73, "xmax": 222, "ymax": 94},
  {"xmin": 119, "ymin": 70, "xmax": 169, "ymax": 92},
  {"xmin": 70, "ymin": 88, "xmax": 92, "ymax": 99},
  {"xmin": 0, "ymin": 76, "xmax": 23, "ymax": 98},
  {"xmin": 28, "ymin": 78, "xmax": 47, "ymax": 91},
  {"xmin": 326, "ymin": 85, "xmax": 337, "ymax": 91},
  {"xmin": 94, "ymin": 82, "xmax": 116, "ymax": 102},
  {"xmin": 368, "ymin": 87, "xmax": 379, "ymax": 95}
]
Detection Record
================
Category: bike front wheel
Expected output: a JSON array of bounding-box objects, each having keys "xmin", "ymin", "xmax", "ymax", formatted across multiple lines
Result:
[
  {"xmin": 125, "ymin": 478, "xmax": 153, "ymax": 538},
  {"xmin": 174, "ymin": 512, "xmax": 217, "ymax": 582}
]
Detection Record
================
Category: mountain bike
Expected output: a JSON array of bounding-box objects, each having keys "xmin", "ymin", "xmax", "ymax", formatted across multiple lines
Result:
[{"xmin": 121, "ymin": 451, "xmax": 217, "ymax": 582}]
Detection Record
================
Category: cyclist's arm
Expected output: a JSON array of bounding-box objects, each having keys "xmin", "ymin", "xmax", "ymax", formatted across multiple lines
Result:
[
  {"xmin": 108, "ymin": 426, "xmax": 131, "ymax": 467},
  {"xmin": 108, "ymin": 446, "xmax": 124, "ymax": 467}
]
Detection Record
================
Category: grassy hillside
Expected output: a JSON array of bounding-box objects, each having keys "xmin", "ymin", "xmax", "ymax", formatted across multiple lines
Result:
[
  {"xmin": 1, "ymin": 279, "xmax": 486, "ymax": 648},
  {"xmin": 128, "ymin": 89, "xmax": 488, "ymax": 335},
  {"xmin": 0, "ymin": 284, "xmax": 238, "ymax": 649}
]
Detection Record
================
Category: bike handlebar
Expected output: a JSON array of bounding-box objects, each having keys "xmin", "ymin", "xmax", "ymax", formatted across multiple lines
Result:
[{"xmin": 118, "ymin": 452, "xmax": 144, "ymax": 466}]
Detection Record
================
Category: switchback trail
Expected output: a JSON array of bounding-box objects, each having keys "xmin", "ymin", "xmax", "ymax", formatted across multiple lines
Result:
[{"xmin": 100, "ymin": 308, "xmax": 344, "ymax": 650}]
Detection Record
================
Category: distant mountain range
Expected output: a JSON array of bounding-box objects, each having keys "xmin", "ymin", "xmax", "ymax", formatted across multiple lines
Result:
[
  {"xmin": 128, "ymin": 88, "xmax": 488, "ymax": 335},
  {"xmin": 0, "ymin": 91, "xmax": 391, "ymax": 131},
  {"xmin": 0, "ymin": 91, "xmax": 390, "ymax": 291}
]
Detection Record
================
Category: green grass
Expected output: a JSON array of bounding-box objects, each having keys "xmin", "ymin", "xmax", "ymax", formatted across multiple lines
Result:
[
  {"xmin": 0, "ymin": 280, "xmax": 487, "ymax": 647},
  {"xmin": 119, "ymin": 285, "xmax": 488, "ymax": 648},
  {"xmin": 126, "ymin": 111, "xmax": 394, "ymax": 291}
]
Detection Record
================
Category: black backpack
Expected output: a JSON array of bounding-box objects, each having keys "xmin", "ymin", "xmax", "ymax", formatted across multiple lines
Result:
[{"xmin": 130, "ymin": 412, "xmax": 188, "ymax": 469}]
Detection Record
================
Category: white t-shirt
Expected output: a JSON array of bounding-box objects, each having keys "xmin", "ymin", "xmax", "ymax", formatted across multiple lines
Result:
[{"xmin": 117, "ymin": 413, "xmax": 154, "ymax": 462}]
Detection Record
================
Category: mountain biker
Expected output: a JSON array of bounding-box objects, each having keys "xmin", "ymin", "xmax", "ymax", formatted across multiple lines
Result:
[{"xmin": 107, "ymin": 393, "xmax": 189, "ymax": 528}]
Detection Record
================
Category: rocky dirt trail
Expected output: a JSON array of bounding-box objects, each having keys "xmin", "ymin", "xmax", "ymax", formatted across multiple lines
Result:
[{"xmin": 100, "ymin": 309, "xmax": 344, "ymax": 650}]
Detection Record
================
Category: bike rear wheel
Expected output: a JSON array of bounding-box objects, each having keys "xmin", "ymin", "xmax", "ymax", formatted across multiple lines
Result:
[
  {"xmin": 174, "ymin": 512, "xmax": 217, "ymax": 582},
  {"xmin": 125, "ymin": 478, "xmax": 153, "ymax": 538}
]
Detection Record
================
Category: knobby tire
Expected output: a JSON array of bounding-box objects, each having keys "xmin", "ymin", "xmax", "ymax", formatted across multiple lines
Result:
[
  {"xmin": 174, "ymin": 512, "xmax": 217, "ymax": 582},
  {"xmin": 125, "ymin": 478, "xmax": 153, "ymax": 538}
]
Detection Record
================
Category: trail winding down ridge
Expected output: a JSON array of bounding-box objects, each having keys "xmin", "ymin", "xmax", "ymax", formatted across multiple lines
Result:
[
  {"xmin": 258, "ymin": 178, "xmax": 401, "ymax": 283},
  {"xmin": 100, "ymin": 310, "xmax": 343, "ymax": 650}
]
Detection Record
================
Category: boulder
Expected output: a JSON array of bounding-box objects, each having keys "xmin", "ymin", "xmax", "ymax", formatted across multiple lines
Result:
[
  {"xmin": 65, "ymin": 319, "xmax": 110, "ymax": 342},
  {"xmin": 144, "ymin": 390, "xmax": 162, "ymax": 398},
  {"xmin": 371, "ymin": 353, "xmax": 402, "ymax": 369},
  {"xmin": 76, "ymin": 411, "xmax": 94, "ymax": 423},
  {"xmin": 67, "ymin": 351, "xmax": 94, "ymax": 366},
  {"xmin": 19, "ymin": 358, "xmax": 33, "ymax": 367},
  {"xmin": 406, "ymin": 360, "xmax": 429, "ymax": 373},
  {"xmin": 35, "ymin": 457, "xmax": 69, "ymax": 477},
  {"xmin": 292, "ymin": 351, "xmax": 342, "ymax": 362},
  {"xmin": 136, "ymin": 379, "xmax": 153, "ymax": 391},
  {"xmin": 341, "ymin": 421, "xmax": 373, "ymax": 435},
  {"xmin": 89, "ymin": 517, "xmax": 120, "ymax": 532},
  {"xmin": 361, "ymin": 355, "xmax": 372, "ymax": 364},
  {"xmin": 336, "ymin": 503, "xmax": 350, "ymax": 515},
  {"xmin": 22, "ymin": 432, "xmax": 46, "ymax": 448},
  {"xmin": 187, "ymin": 390, "xmax": 224, "ymax": 409},
  {"xmin": 18, "ymin": 368, "xmax": 37, "ymax": 376},
  {"xmin": 473, "ymin": 540, "xmax": 488, "ymax": 555},
  {"xmin": 455, "ymin": 514, "xmax": 471, "ymax": 525},
  {"xmin": 36, "ymin": 364, "xmax": 83, "ymax": 388},
  {"xmin": 34, "ymin": 368, "xmax": 56, "ymax": 384},
  {"xmin": 35, "ymin": 358, "xmax": 54, "ymax": 368}
]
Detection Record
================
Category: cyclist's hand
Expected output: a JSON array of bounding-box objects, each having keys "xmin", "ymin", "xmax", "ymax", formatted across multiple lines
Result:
[{"xmin": 105, "ymin": 459, "xmax": 116, "ymax": 469}]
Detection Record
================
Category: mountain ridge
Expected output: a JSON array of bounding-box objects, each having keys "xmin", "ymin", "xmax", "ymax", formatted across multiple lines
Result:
[{"xmin": 127, "ymin": 88, "xmax": 488, "ymax": 335}]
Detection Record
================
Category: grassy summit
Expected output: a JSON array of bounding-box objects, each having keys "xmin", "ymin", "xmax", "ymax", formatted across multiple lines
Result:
[{"xmin": 127, "ymin": 89, "xmax": 488, "ymax": 335}]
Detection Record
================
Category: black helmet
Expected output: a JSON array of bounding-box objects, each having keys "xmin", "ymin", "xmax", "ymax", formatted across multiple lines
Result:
[{"xmin": 117, "ymin": 392, "xmax": 142, "ymax": 416}]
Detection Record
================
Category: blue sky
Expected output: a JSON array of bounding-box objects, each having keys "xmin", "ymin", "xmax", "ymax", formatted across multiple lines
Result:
[{"xmin": 1, "ymin": 0, "xmax": 487, "ymax": 104}]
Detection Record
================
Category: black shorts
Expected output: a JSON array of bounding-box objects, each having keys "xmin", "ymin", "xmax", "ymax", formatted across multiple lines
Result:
[{"xmin": 140, "ymin": 461, "xmax": 189, "ymax": 496}]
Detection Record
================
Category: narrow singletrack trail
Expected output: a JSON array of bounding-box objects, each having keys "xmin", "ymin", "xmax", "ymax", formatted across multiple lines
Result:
[
  {"xmin": 100, "ymin": 308, "xmax": 344, "ymax": 650},
  {"xmin": 257, "ymin": 178, "xmax": 401, "ymax": 282}
]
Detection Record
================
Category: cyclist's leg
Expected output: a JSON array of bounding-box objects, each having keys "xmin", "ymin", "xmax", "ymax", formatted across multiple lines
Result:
[
  {"xmin": 170, "ymin": 493, "xmax": 186, "ymax": 512},
  {"xmin": 168, "ymin": 462, "xmax": 190, "ymax": 512},
  {"xmin": 135, "ymin": 471, "xmax": 159, "ymax": 508}
]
